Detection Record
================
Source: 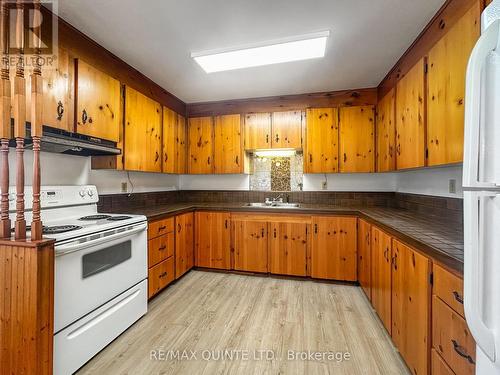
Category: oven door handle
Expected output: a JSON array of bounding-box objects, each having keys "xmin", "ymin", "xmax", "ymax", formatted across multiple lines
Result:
[{"xmin": 55, "ymin": 222, "xmax": 147, "ymax": 256}]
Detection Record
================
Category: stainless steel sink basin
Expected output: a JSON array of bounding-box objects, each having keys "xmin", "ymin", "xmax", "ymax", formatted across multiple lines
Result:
[{"xmin": 245, "ymin": 202, "xmax": 300, "ymax": 208}]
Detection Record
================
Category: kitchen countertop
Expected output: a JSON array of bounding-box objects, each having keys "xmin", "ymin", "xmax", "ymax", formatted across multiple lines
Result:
[{"xmin": 104, "ymin": 202, "xmax": 464, "ymax": 274}]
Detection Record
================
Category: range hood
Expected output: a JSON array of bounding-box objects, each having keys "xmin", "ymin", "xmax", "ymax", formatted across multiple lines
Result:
[{"xmin": 11, "ymin": 124, "xmax": 121, "ymax": 156}]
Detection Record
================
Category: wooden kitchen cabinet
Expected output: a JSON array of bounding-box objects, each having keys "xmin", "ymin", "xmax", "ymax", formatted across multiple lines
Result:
[
  {"xmin": 433, "ymin": 264, "xmax": 465, "ymax": 318},
  {"xmin": 269, "ymin": 221, "xmax": 308, "ymax": 277},
  {"xmin": 124, "ymin": 86, "xmax": 162, "ymax": 172},
  {"xmin": 432, "ymin": 349, "xmax": 455, "ymax": 375},
  {"xmin": 148, "ymin": 257, "xmax": 175, "ymax": 299},
  {"xmin": 233, "ymin": 217, "xmax": 268, "ymax": 273},
  {"xmin": 148, "ymin": 233, "xmax": 174, "ymax": 267},
  {"xmin": 311, "ymin": 216, "xmax": 357, "ymax": 281},
  {"xmin": 244, "ymin": 113, "xmax": 272, "ymax": 150},
  {"xmin": 195, "ymin": 211, "xmax": 231, "ymax": 269},
  {"xmin": 357, "ymin": 218, "xmax": 371, "ymax": 300},
  {"xmin": 371, "ymin": 226, "xmax": 392, "ymax": 334},
  {"xmin": 376, "ymin": 89, "xmax": 396, "ymax": 172},
  {"xmin": 396, "ymin": 58, "xmax": 426, "ymax": 170},
  {"xmin": 188, "ymin": 117, "xmax": 214, "ymax": 174},
  {"xmin": 339, "ymin": 106, "xmax": 375, "ymax": 173},
  {"xmin": 271, "ymin": 110, "xmax": 302, "ymax": 149},
  {"xmin": 214, "ymin": 114, "xmax": 244, "ymax": 174},
  {"xmin": 427, "ymin": 4, "xmax": 480, "ymax": 166},
  {"xmin": 175, "ymin": 212, "xmax": 194, "ymax": 279},
  {"xmin": 76, "ymin": 59, "xmax": 121, "ymax": 141},
  {"xmin": 391, "ymin": 239, "xmax": 431, "ymax": 375},
  {"xmin": 304, "ymin": 108, "xmax": 339, "ymax": 173},
  {"xmin": 163, "ymin": 107, "xmax": 187, "ymax": 174}
]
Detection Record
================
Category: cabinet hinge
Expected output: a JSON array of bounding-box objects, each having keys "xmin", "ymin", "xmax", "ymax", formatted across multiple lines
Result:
[{"xmin": 429, "ymin": 272, "xmax": 434, "ymax": 286}]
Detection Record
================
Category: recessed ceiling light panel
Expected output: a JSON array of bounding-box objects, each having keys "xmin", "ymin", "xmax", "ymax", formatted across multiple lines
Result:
[{"xmin": 192, "ymin": 31, "xmax": 330, "ymax": 73}]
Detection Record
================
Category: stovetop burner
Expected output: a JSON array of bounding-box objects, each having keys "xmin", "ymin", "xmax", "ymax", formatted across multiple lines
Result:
[
  {"xmin": 79, "ymin": 215, "xmax": 112, "ymax": 221},
  {"xmin": 107, "ymin": 215, "xmax": 132, "ymax": 221},
  {"xmin": 44, "ymin": 225, "xmax": 82, "ymax": 234}
]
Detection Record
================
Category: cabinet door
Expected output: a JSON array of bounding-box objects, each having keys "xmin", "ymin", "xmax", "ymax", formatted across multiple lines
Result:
[
  {"xmin": 233, "ymin": 219, "xmax": 268, "ymax": 273},
  {"xmin": 269, "ymin": 221, "xmax": 307, "ymax": 276},
  {"xmin": 311, "ymin": 216, "xmax": 357, "ymax": 281},
  {"xmin": 175, "ymin": 212, "xmax": 194, "ymax": 279},
  {"xmin": 371, "ymin": 226, "xmax": 392, "ymax": 334},
  {"xmin": 376, "ymin": 89, "xmax": 396, "ymax": 172},
  {"xmin": 76, "ymin": 59, "xmax": 121, "ymax": 141},
  {"xmin": 214, "ymin": 114, "xmax": 243, "ymax": 174},
  {"xmin": 124, "ymin": 86, "xmax": 162, "ymax": 172},
  {"xmin": 194, "ymin": 211, "xmax": 231, "ymax": 269},
  {"xmin": 357, "ymin": 218, "xmax": 371, "ymax": 300},
  {"xmin": 162, "ymin": 107, "xmax": 177, "ymax": 174},
  {"xmin": 188, "ymin": 117, "xmax": 214, "ymax": 174},
  {"xmin": 244, "ymin": 113, "xmax": 271, "ymax": 150},
  {"xmin": 339, "ymin": 106, "xmax": 375, "ymax": 172},
  {"xmin": 272, "ymin": 110, "xmax": 302, "ymax": 149},
  {"xmin": 427, "ymin": 5, "xmax": 480, "ymax": 166},
  {"xmin": 304, "ymin": 108, "xmax": 339, "ymax": 173},
  {"xmin": 396, "ymin": 58, "xmax": 426, "ymax": 170},
  {"xmin": 392, "ymin": 239, "xmax": 430, "ymax": 375},
  {"xmin": 176, "ymin": 115, "xmax": 187, "ymax": 174}
]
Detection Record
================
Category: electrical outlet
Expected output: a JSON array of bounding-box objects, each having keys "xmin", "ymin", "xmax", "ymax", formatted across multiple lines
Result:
[
  {"xmin": 322, "ymin": 180, "xmax": 328, "ymax": 190},
  {"xmin": 121, "ymin": 182, "xmax": 128, "ymax": 193},
  {"xmin": 449, "ymin": 179, "xmax": 456, "ymax": 194}
]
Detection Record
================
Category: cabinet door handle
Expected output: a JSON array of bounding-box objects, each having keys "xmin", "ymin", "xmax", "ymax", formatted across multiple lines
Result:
[
  {"xmin": 266, "ymin": 134, "xmax": 269, "ymax": 144},
  {"xmin": 452, "ymin": 291, "xmax": 464, "ymax": 305},
  {"xmin": 207, "ymin": 156, "xmax": 211, "ymax": 165},
  {"xmin": 158, "ymin": 245, "xmax": 167, "ymax": 251},
  {"xmin": 309, "ymin": 154, "xmax": 312, "ymax": 163},
  {"xmin": 275, "ymin": 134, "xmax": 280, "ymax": 143},
  {"xmin": 57, "ymin": 101, "xmax": 64, "ymax": 120},
  {"xmin": 177, "ymin": 223, "xmax": 181, "ymax": 233},
  {"xmin": 451, "ymin": 340, "xmax": 475, "ymax": 364},
  {"xmin": 314, "ymin": 224, "xmax": 318, "ymax": 234},
  {"xmin": 81, "ymin": 109, "xmax": 88, "ymax": 124},
  {"xmin": 261, "ymin": 228, "xmax": 265, "ymax": 237},
  {"xmin": 224, "ymin": 219, "xmax": 228, "ymax": 229},
  {"xmin": 273, "ymin": 228, "xmax": 277, "ymax": 238},
  {"xmin": 158, "ymin": 225, "xmax": 167, "ymax": 232},
  {"xmin": 343, "ymin": 153, "xmax": 347, "ymax": 163},
  {"xmin": 155, "ymin": 151, "xmax": 159, "ymax": 162},
  {"xmin": 159, "ymin": 271, "xmax": 168, "ymax": 278},
  {"xmin": 235, "ymin": 155, "xmax": 239, "ymax": 165}
]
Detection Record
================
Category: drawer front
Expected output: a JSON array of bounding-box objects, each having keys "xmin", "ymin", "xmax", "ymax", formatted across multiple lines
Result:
[
  {"xmin": 434, "ymin": 264, "xmax": 465, "ymax": 317},
  {"xmin": 148, "ymin": 234, "xmax": 174, "ymax": 267},
  {"xmin": 432, "ymin": 349, "xmax": 455, "ymax": 375},
  {"xmin": 148, "ymin": 217, "xmax": 175, "ymax": 239},
  {"xmin": 432, "ymin": 296, "xmax": 476, "ymax": 375},
  {"xmin": 148, "ymin": 257, "xmax": 174, "ymax": 298}
]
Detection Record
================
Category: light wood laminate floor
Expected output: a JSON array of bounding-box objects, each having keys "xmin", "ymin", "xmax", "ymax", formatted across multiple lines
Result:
[{"xmin": 77, "ymin": 271, "xmax": 410, "ymax": 375}]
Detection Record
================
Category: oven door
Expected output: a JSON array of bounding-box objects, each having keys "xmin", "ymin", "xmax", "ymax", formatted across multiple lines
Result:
[{"xmin": 54, "ymin": 221, "xmax": 148, "ymax": 333}]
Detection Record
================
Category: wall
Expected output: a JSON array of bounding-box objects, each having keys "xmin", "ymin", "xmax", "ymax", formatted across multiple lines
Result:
[{"xmin": 396, "ymin": 165, "xmax": 463, "ymax": 198}]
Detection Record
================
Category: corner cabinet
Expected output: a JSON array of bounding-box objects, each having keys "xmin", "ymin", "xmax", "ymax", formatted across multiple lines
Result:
[
  {"xmin": 188, "ymin": 117, "xmax": 214, "ymax": 174},
  {"xmin": 214, "ymin": 114, "xmax": 244, "ymax": 174},
  {"xmin": 339, "ymin": 106, "xmax": 375, "ymax": 173},
  {"xmin": 75, "ymin": 59, "xmax": 121, "ymax": 142},
  {"xmin": 124, "ymin": 86, "xmax": 162, "ymax": 172},
  {"xmin": 376, "ymin": 89, "xmax": 396, "ymax": 172},
  {"xmin": 304, "ymin": 108, "xmax": 339, "ymax": 173}
]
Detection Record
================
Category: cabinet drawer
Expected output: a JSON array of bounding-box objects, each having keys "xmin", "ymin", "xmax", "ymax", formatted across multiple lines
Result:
[
  {"xmin": 434, "ymin": 264, "xmax": 465, "ymax": 317},
  {"xmin": 148, "ymin": 257, "xmax": 174, "ymax": 298},
  {"xmin": 148, "ymin": 234, "xmax": 174, "ymax": 267},
  {"xmin": 432, "ymin": 296, "xmax": 475, "ymax": 375},
  {"xmin": 148, "ymin": 217, "xmax": 174, "ymax": 239},
  {"xmin": 432, "ymin": 349, "xmax": 454, "ymax": 375}
]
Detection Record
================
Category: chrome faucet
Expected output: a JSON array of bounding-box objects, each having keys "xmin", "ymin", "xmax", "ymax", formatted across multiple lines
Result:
[{"xmin": 265, "ymin": 194, "xmax": 284, "ymax": 205}]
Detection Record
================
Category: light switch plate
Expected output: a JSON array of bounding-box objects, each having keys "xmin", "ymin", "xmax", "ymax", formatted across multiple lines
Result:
[
  {"xmin": 121, "ymin": 182, "xmax": 128, "ymax": 193},
  {"xmin": 449, "ymin": 179, "xmax": 456, "ymax": 194}
]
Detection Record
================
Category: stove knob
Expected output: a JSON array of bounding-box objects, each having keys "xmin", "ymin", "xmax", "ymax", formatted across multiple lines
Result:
[
  {"xmin": 87, "ymin": 189, "xmax": 94, "ymax": 197},
  {"xmin": 79, "ymin": 190, "xmax": 86, "ymax": 198}
]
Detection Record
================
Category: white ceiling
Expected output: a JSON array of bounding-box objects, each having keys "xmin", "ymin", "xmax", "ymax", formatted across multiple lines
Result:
[{"xmin": 58, "ymin": 0, "xmax": 445, "ymax": 103}]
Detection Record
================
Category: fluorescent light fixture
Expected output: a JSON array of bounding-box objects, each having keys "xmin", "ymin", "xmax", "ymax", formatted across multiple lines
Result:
[
  {"xmin": 254, "ymin": 150, "xmax": 296, "ymax": 158},
  {"xmin": 192, "ymin": 31, "xmax": 329, "ymax": 73}
]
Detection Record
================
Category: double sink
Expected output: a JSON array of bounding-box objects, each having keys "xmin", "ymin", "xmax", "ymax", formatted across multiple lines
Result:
[{"xmin": 245, "ymin": 202, "xmax": 301, "ymax": 208}]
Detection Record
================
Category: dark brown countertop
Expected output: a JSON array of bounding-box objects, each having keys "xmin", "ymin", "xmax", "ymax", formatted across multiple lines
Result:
[{"xmin": 104, "ymin": 202, "xmax": 464, "ymax": 274}]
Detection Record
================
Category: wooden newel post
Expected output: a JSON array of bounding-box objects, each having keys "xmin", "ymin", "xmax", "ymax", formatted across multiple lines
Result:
[
  {"xmin": 0, "ymin": 0, "xmax": 10, "ymax": 239},
  {"xmin": 13, "ymin": 0, "xmax": 25, "ymax": 240},
  {"xmin": 31, "ymin": 0, "xmax": 43, "ymax": 240}
]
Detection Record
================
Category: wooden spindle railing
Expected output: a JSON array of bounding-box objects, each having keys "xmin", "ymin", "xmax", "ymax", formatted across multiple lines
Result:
[
  {"xmin": 13, "ymin": 0, "xmax": 26, "ymax": 240},
  {"xmin": 30, "ymin": 0, "xmax": 43, "ymax": 240},
  {"xmin": 0, "ymin": 0, "xmax": 10, "ymax": 239}
]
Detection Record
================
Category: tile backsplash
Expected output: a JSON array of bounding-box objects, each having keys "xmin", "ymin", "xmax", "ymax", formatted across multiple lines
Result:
[{"xmin": 249, "ymin": 153, "xmax": 303, "ymax": 191}]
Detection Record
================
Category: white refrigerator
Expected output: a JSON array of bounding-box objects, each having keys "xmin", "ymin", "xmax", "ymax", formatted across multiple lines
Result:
[{"xmin": 463, "ymin": 1, "xmax": 500, "ymax": 374}]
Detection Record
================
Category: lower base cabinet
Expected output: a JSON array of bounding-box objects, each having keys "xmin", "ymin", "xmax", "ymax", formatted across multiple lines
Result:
[
  {"xmin": 148, "ymin": 256, "xmax": 175, "ymax": 298},
  {"xmin": 175, "ymin": 212, "xmax": 194, "ymax": 279},
  {"xmin": 357, "ymin": 218, "xmax": 371, "ymax": 300},
  {"xmin": 233, "ymin": 217, "xmax": 268, "ymax": 273},
  {"xmin": 310, "ymin": 216, "xmax": 357, "ymax": 281},
  {"xmin": 371, "ymin": 226, "xmax": 392, "ymax": 333},
  {"xmin": 269, "ymin": 221, "xmax": 308, "ymax": 277},
  {"xmin": 195, "ymin": 211, "xmax": 231, "ymax": 269},
  {"xmin": 432, "ymin": 348, "xmax": 455, "ymax": 375}
]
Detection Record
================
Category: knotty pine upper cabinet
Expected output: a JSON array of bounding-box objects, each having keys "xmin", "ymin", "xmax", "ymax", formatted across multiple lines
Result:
[
  {"xmin": 339, "ymin": 106, "xmax": 375, "ymax": 173},
  {"xmin": 395, "ymin": 58, "xmax": 426, "ymax": 170},
  {"xmin": 194, "ymin": 211, "xmax": 231, "ymax": 270},
  {"xmin": 233, "ymin": 217, "xmax": 268, "ymax": 273},
  {"xmin": 76, "ymin": 59, "xmax": 121, "ymax": 142},
  {"xmin": 269, "ymin": 221, "xmax": 308, "ymax": 277},
  {"xmin": 124, "ymin": 86, "xmax": 162, "ymax": 172},
  {"xmin": 188, "ymin": 116, "xmax": 214, "ymax": 174},
  {"xmin": 271, "ymin": 110, "xmax": 302, "ymax": 149},
  {"xmin": 162, "ymin": 107, "xmax": 187, "ymax": 174},
  {"xmin": 376, "ymin": 89, "xmax": 396, "ymax": 172},
  {"xmin": 357, "ymin": 219, "xmax": 371, "ymax": 301},
  {"xmin": 311, "ymin": 216, "xmax": 357, "ymax": 281},
  {"xmin": 392, "ymin": 239, "xmax": 431, "ymax": 375},
  {"xmin": 371, "ymin": 226, "xmax": 392, "ymax": 334},
  {"xmin": 304, "ymin": 108, "xmax": 339, "ymax": 173},
  {"xmin": 427, "ymin": 4, "xmax": 480, "ymax": 166},
  {"xmin": 244, "ymin": 112, "xmax": 272, "ymax": 150},
  {"xmin": 16, "ymin": 47, "xmax": 73, "ymax": 131},
  {"xmin": 214, "ymin": 114, "xmax": 243, "ymax": 174}
]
